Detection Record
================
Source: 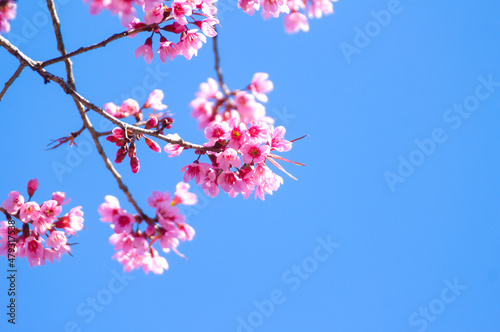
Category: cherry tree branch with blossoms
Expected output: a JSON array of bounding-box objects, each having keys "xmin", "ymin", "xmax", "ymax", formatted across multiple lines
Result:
[{"xmin": 0, "ymin": 0, "xmax": 337, "ymax": 273}]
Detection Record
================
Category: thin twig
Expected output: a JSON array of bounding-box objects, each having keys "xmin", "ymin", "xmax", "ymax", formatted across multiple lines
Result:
[
  {"xmin": 45, "ymin": 0, "xmax": 151, "ymax": 223},
  {"xmin": 41, "ymin": 20, "xmax": 171, "ymax": 68},
  {"xmin": 0, "ymin": 64, "xmax": 25, "ymax": 101},
  {"xmin": 0, "ymin": 35, "xmax": 215, "ymax": 151},
  {"xmin": 213, "ymin": 28, "xmax": 230, "ymax": 97}
]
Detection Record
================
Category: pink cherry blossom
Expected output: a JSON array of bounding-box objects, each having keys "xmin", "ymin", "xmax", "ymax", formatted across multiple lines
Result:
[
  {"xmin": 54, "ymin": 206, "xmax": 84, "ymax": 235},
  {"xmin": 156, "ymin": 202, "xmax": 185, "ymax": 228},
  {"xmin": 238, "ymin": 0, "xmax": 260, "ymax": 15},
  {"xmin": 19, "ymin": 202, "xmax": 40, "ymax": 223},
  {"xmin": 39, "ymin": 200, "xmax": 62, "ymax": 223},
  {"xmin": 164, "ymin": 133, "xmax": 185, "ymax": 157},
  {"xmin": 24, "ymin": 236, "xmax": 45, "ymax": 267},
  {"xmin": 0, "ymin": 0, "xmax": 16, "ymax": 34},
  {"xmin": 97, "ymin": 195, "xmax": 121, "ymax": 222},
  {"xmin": 158, "ymin": 36, "xmax": 180, "ymax": 62},
  {"xmin": 147, "ymin": 191, "xmax": 171, "ymax": 208},
  {"xmin": 104, "ymin": 102, "xmax": 124, "ymax": 118},
  {"xmin": 284, "ymin": 12, "xmax": 309, "ymax": 34},
  {"xmin": 177, "ymin": 29, "xmax": 206, "ymax": 60},
  {"xmin": 194, "ymin": 18, "xmax": 219, "ymax": 37},
  {"xmin": 121, "ymin": 98, "xmax": 140, "ymax": 116},
  {"xmin": 112, "ymin": 211, "xmax": 135, "ymax": 234},
  {"xmin": 143, "ymin": 1, "xmax": 165, "ymax": 24},
  {"xmin": 241, "ymin": 142, "xmax": 270, "ymax": 164},
  {"xmin": 216, "ymin": 148, "xmax": 241, "ymax": 170},
  {"xmin": 171, "ymin": 182, "xmax": 197, "ymax": 205},
  {"xmin": 144, "ymin": 89, "xmax": 168, "ymax": 110},
  {"xmin": 52, "ymin": 191, "xmax": 70, "ymax": 205},
  {"xmin": 218, "ymin": 171, "xmax": 245, "ymax": 195},
  {"xmin": 249, "ymin": 73, "xmax": 274, "ymax": 102},
  {"xmin": 0, "ymin": 221, "xmax": 18, "ymax": 256},
  {"xmin": 135, "ymin": 37, "xmax": 154, "ymax": 64},
  {"xmin": 196, "ymin": 78, "xmax": 223, "ymax": 100},
  {"xmin": 171, "ymin": 0, "xmax": 193, "ymax": 25},
  {"xmin": 181, "ymin": 162, "xmax": 212, "ymax": 185},
  {"xmin": 204, "ymin": 121, "xmax": 230, "ymax": 143},
  {"xmin": 261, "ymin": 0, "xmax": 290, "ymax": 19},
  {"xmin": 269, "ymin": 125, "xmax": 292, "ymax": 152},
  {"xmin": 46, "ymin": 230, "xmax": 69, "ymax": 251},
  {"xmin": 2, "ymin": 191, "xmax": 24, "ymax": 214}
]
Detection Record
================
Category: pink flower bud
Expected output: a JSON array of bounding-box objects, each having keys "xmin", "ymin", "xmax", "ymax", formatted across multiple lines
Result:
[
  {"xmin": 145, "ymin": 137, "xmax": 161, "ymax": 153},
  {"xmin": 130, "ymin": 156, "xmax": 140, "ymax": 173},
  {"xmin": 115, "ymin": 147, "xmax": 127, "ymax": 164},
  {"xmin": 27, "ymin": 178, "xmax": 38, "ymax": 197}
]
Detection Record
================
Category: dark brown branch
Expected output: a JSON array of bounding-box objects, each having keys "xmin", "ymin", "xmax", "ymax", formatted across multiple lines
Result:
[
  {"xmin": 41, "ymin": 20, "xmax": 171, "ymax": 68},
  {"xmin": 213, "ymin": 28, "xmax": 230, "ymax": 97},
  {"xmin": 45, "ymin": 0, "xmax": 153, "ymax": 223},
  {"xmin": 0, "ymin": 34, "xmax": 214, "ymax": 151},
  {"xmin": 0, "ymin": 64, "xmax": 25, "ymax": 101}
]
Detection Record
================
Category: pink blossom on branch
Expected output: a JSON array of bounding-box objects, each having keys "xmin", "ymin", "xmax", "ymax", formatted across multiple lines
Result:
[
  {"xmin": 0, "ymin": 180, "xmax": 85, "ymax": 267},
  {"xmin": 98, "ymin": 182, "xmax": 197, "ymax": 274}
]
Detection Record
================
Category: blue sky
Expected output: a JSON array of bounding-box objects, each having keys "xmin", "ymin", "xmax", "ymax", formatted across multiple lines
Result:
[{"xmin": 0, "ymin": 0, "xmax": 499, "ymax": 331}]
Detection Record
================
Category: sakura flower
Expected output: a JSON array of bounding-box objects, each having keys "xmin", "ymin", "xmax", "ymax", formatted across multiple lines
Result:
[
  {"xmin": 171, "ymin": 0, "xmax": 193, "ymax": 25},
  {"xmin": 204, "ymin": 121, "xmax": 230, "ymax": 143},
  {"xmin": 19, "ymin": 202, "xmax": 40, "ymax": 223},
  {"xmin": 156, "ymin": 202, "xmax": 185, "ymax": 228},
  {"xmin": 143, "ymin": 1, "xmax": 165, "ymax": 24},
  {"xmin": 249, "ymin": 73, "xmax": 274, "ymax": 102},
  {"xmin": 284, "ymin": 12, "xmax": 309, "ymax": 34},
  {"xmin": 135, "ymin": 37, "xmax": 154, "ymax": 64},
  {"xmin": 241, "ymin": 142, "xmax": 270, "ymax": 164},
  {"xmin": 52, "ymin": 191, "xmax": 70, "ymax": 205},
  {"xmin": 54, "ymin": 206, "xmax": 84, "ymax": 235},
  {"xmin": 158, "ymin": 36, "xmax": 180, "ymax": 62},
  {"xmin": 121, "ymin": 98, "xmax": 140, "ymax": 116},
  {"xmin": 2, "ymin": 191, "xmax": 24, "ymax": 214},
  {"xmin": 261, "ymin": 0, "xmax": 290, "ymax": 19},
  {"xmin": 104, "ymin": 102, "xmax": 124, "ymax": 118},
  {"xmin": 196, "ymin": 78, "xmax": 223, "ymax": 100},
  {"xmin": 24, "ymin": 236, "xmax": 44, "ymax": 267},
  {"xmin": 218, "ymin": 171, "xmax": 245, "ymax": 195},
  {"xmin": 194, "ymin": 18, "xmax": 219, "ymax": 37},
  {"xmin": 216, "ymin": 148, "xmax": 241, "ymax": 170},
  {"xmin": 46, "ymin": 230, "xmax": 69, "ymax": 251},
  {"xmin": 144, "ymin": 89, "xmax": 168, "ymax": 110},
  {"xmin": 112, "ymin": 211, "xmax": 135, "ymax": 234},
  {"xmin": 97, "ymin": 195, "xmax": 121, "ymax": 222},
  {"xmin": 147, "ymin": 191, "xmax": 171, "ymax": 208},
  {"xmin": 39, "ymin": 200, "xmax": 62, "ymax": 223},
  {"xmin": 177, "ymin": 29, "xmax": 206, "ymax": 60},
  {"xmin": 238, "ymin": 0, "xmax": 260, "ymax": 15},
  {"xmin": 0, "ymin": 0, "xmax": 16, "ymax": 34},
  {"xmin": 181, "ymin": 162, "xmax": 212, "ymax": 185},
  {"xmin": 164, "ymin": 134, "xmax": 184, "ymax": 157},
  {"xmin": 269, "ymin": 125, "xmax": 292, "ymax": 152},
  {"xmin": 171, "ymin": 182, "xmax": 197, "ymax": 205}
]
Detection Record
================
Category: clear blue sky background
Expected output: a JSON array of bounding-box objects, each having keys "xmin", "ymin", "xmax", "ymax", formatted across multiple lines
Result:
[{"xmin": 0, "ymin": 0, "xmax": 499, "ymax": 331}]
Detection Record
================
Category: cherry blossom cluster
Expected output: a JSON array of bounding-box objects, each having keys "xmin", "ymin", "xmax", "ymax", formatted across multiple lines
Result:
[
  {"xmin": 98, "ymin": 182, "xmax": 197, "ymax": 274},
  {"xmin": 238, "ymin": 0, "xmax": 337, "ymax": 34},
  {"xmin": 168, "ymin": 118, "xmax": 304, "ymax": 200},
  {"xmin": 83, "ymin": 0, "xmax": 219, "ymax": 63},
  {"xmin": 0, "ymin": 179, "xmax": 84, "ymax": 267},
  {"xmin": 105, "ymin": 89, "xmax": 170, "ymax": 173},
  {"xmin": 0, "ymin": 0, "xmax": 16, "ymax": 34},
  {"xmin": 190, "ymin": 72, "xmax": 274, "ymax": 129}
]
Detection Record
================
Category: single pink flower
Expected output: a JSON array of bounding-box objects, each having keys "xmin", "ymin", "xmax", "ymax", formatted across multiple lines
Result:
[
  {"xmin": 121, "ymin": 98, "xmax": 140, "ymax": 116},
  {"xmin": 269, "ymin": 125, "xmax": 292, "ymax": 152},
  {"xmin": 52, "ymin": 191, "xmax": 70, "ymax": 205},
  {"xmin": 2, "ymin": 191, "xmax": 24, "ymax": 214},
  {"xmin": 135, "ymin": 37, "xmax": 154, "ymax": 64},
  {"xmin": 112, "ymin": 211, "xmax": 135, "ymax": 234},
  {"xmin": 284, "ymin": 12, "xmax": 309, "ymax": 34},
  {"xmin": 177, "ymin": 29, "xmax": 206, "ymax": 60},
  {"xmin": 171, "ymin": 0, "xmax": 193, "ymax": 25},
  {"xmin": 19, "ymin": 202, "xmax": 40, "ymax": 223},
  {"xmin": 46, "ymin": 230, "xmax": 68, "ymax": 251},
  {"xmin": 181, "ymin": 162, "xmax": 212, "ymax": 185},
  {"xmin": 144, "ymin": 89, "xmax": 168, "ymax": 110},
  {"xmin": 171, "ymin": 182, "xmax": 197, "ymax": 205},
  {"xmin": 241, "ymin": 142, "xmax": 270, "ymax": 164},
  {"xmin": 194, "ymin": 18, "xmax": 219, "ymax": 37},
  {"xmin": 54, "ymin": 206, "xmax": 84, "ymax": 235},
  {"xmin": 39, "ymin": 200, "xmax": 62, "ymax": 223},
  {"xmin": 24, "ymin": 236, "xmax": 44, "ymax": 267},
  {"xmin": 249, "ymin": 73, "xmax": 274, "ymax": 102},
  {"xmin": 98, "ymin": 195, "xmax": 121, "ymax": 222},
  {"xmin": 147, "ymin": 191, "xmax": 171, "ymax": 208},
  {"xmin": 204, "ymin": 121, "xmax": 230, "ymax": 143},
  {"xmin": 144, "ymin": 1, "xmax": 165, "ymax": 24},
  {"xmin": 216, "ymin": 148, "xmax": 241, "ymax": 170},
  {"xmin": 218, "ymin": 171, "xmax": 245, "ymax": 194},
  {"xmin": 158, "ymin": 36, "xmax": 180, "ymax": 62},
  {"xmin": 238, "ymin": 0, "xmax": 260, "ymax": 15}
]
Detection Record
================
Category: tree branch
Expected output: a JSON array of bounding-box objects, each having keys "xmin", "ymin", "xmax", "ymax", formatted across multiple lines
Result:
[
  {"xmin": 0, "ymin": 64, "xmax": 25, "ymax": 101},
  {"xmin": 41, "ymin": 20, "xmax": 171, "ymax": 68},
  {"xmin": 213, "ymin": 28, "xmax": 230, "ymax": 97}
]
